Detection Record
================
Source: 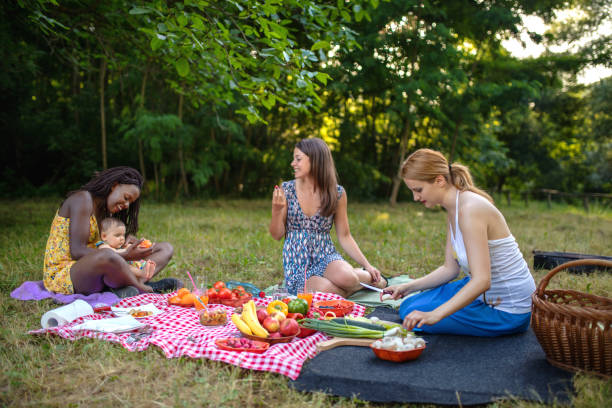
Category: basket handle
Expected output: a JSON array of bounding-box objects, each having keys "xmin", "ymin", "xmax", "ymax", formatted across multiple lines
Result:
[{"xmin": 536, "ymin": 259, "xmax": 612, "ymax": 297}]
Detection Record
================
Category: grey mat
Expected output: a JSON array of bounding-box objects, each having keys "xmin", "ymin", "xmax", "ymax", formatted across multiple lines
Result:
[{"xmin": 290, "ymin": 309, "xmax": 574, "ymax": 405}]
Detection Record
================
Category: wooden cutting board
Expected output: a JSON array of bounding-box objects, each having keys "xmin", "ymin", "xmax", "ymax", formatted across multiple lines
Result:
[{"xmin": 316, "ymin": 337, "xmax": 376, "ymax": 351}]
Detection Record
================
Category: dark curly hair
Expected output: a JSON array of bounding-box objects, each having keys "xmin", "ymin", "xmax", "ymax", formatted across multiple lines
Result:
[{"xmin": 70, "ymin": 167, "xmax": 144, "ymax": 235}]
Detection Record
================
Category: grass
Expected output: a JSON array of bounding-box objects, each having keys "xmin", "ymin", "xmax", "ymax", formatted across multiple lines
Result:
[{"xmin": 0, "ymin": 198, "xmax": 610, "ymax": 407}]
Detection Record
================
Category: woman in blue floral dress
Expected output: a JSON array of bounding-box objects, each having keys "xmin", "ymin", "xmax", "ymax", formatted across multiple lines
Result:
[{"xmin": 269, "ymin": 137, "xmax": 387, "ymax": 296}]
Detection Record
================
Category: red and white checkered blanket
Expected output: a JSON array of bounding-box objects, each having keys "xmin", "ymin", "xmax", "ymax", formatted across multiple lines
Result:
[{"xmin": 30, "ymin": 292, "xmax": 365, "ymax": 379}]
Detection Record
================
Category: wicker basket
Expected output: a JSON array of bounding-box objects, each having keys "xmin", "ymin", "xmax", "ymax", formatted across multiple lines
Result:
[{"xmin": 531, "ymin": 259, "xmax": 612, "ymax": 377}]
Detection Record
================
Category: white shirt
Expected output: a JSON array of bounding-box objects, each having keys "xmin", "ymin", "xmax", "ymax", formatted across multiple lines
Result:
[{"xmin": 449, "ymin": 191, "xmax": 536, "ymax": 314}]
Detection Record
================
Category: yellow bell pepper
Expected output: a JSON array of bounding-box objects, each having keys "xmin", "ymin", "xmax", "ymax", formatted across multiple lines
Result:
[{"xmin": 267, "ymin": 300, "xmax": 289, "ymax": 316}]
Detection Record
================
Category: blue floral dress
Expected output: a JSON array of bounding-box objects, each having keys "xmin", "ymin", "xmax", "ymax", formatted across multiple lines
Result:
[{"xmin": 281, "ymin": 180, "xmax": 344, "ymax": 294}]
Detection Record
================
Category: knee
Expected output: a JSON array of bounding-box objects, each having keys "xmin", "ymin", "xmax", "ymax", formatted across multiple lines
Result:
[
  {"xmin": 95, "ymin": 249, "xmax": 125, "ymax": 269},
  {"xmin": 154, "ymin": 242, "xmax": 174, "ymax": 260},
  {"xmin": 329, "ymin": 266, "xmax": 360, "ymax": 289}
]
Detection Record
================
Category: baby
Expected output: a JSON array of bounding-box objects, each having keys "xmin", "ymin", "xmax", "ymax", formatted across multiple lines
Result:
[{"xmin": 97, "ymin": 218, "xmax": 156, "ymax": 283}]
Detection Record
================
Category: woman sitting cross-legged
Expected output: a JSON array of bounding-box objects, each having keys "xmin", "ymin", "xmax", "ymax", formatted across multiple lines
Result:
[
  {"xmin": 44, "ymin": 166, "xmax": 182, "ymax": 298},
  {"xmin": 384, "ymin": 148, "xmax": 536, "ymax": 336},
  {"xmin": 269, "ymin": 137, "xmax": 387, "ymax": 297}
]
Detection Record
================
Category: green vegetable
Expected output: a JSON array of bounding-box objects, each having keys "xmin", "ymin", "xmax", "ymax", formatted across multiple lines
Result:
[
  {"xmin": 300, "ymin": 318, "xmax": 405, "ymax": 339},
  {"xmin": 331, "ymin": 318, "xmax": 386, "ymax": 331},
  {"xmin": 288, "ymin": 298, "xmax": 308, "ymax": 315}
]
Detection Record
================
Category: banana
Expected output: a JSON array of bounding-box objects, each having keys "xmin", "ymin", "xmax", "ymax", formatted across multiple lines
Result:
[
  {"xmin": 242, "ymin": 300, "xmax": 269, "ymax": 338},
  {"xmin": 231, "ymin": 313, "xmax": 252, "ymax": 335}
]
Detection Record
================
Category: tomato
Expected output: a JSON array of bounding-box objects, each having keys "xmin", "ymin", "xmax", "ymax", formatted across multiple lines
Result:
[
  {"xmin": 235, "ymin": 285, "xmax": 246, "ymax": 293},
  {"xmin": 230, "ymin": 292, "xmax": 238, "ymax": 301},
  {"xmin": 207, "ymin": 288, "xmax": 219, "ymax": 299},
  {"xmin": 218, "ymin": 288, "xmax": 232, "ymax": 300},
  {"xmin": 213, "ymin": 281, "xmax": 226, "ymax": 290}
]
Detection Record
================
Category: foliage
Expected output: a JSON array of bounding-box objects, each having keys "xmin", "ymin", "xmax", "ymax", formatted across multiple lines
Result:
[{"xmin": 1, "ymin": 0, "xmax": 610, "ymax": 199}]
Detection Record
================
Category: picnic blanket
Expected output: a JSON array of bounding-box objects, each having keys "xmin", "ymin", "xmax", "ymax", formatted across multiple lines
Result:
[
  {"xmin": 29, "ymin": 292, "xmax": 365, "ymax": 380},
  {"xmin": 291, "ymin": 308, "xmax": 574, "ymax": 405},
  {"xmin": 11, "ymin": 280, "xmax": 120, "ymax": 307}
]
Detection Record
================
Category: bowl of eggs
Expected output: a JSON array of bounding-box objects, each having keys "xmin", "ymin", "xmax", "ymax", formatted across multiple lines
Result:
[{"xmin": 370, "ymin": 334, "xmax": 426, "ymax": 362}]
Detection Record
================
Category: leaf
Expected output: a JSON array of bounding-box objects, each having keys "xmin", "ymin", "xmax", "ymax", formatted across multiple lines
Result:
[
  {"xmin": 150, "ymin": 37, "xmax": 164, "ymax": 51},
  {"xmin": 296, "ymin": 78, "xmax": 308, "ymax": 88},
  {"xmin": 311, "ymin": 40, "xmax": 330, "ymax": 51},
  {"xmin": 177, "ymin": 15, "xmax": 188, "ymax": 27},
  {"xmin": 129, "ymin": 7, "xmax": 152, "ymax": 15},
  {"xmin": 176, "ymin": 58, "xmax": 190, "ymax": 77}
]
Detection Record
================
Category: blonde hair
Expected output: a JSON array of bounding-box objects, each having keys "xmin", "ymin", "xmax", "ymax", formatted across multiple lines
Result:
[{"xmin": 401, "ymin": 148, "xmax": 493, "ymax": 203}]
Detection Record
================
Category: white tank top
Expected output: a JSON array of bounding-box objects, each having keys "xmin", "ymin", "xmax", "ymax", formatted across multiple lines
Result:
[{"xmin": 449, "ymin": 191, "xmax": 536, "ymax": 314}]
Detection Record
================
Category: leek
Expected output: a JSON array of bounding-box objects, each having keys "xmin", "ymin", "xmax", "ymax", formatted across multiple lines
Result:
[{"xmin": 299, "ymin": 318, "xmax": 406, "ymax": 339}]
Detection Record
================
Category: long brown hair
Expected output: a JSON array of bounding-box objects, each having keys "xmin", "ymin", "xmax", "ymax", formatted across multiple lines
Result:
[
  {"xmin": 70, "ymin": 166, "xmax": 144, "ymax": 235},
  {"xmin": 295, "ymin": 137, "xmax": 339, "ymax": 217},
  {"xmin": 401, "ymin": 148, "xmax": 493, "ymax": 203}
]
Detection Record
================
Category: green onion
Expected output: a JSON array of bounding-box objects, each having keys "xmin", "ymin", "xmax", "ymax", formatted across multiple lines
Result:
[{"xmin": 300, "ymin": 318, "xmax": 401, "ymax": 339}]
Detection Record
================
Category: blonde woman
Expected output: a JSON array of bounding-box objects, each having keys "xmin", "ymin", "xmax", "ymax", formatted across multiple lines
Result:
[{"xmin": 385, "ymin": 149, "xmax": 535, "ymax": 336}]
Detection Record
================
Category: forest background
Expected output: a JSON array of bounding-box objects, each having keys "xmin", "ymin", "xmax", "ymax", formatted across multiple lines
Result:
[{"xmin": 2, "ymin": 0, "xmax": 610, "ymax": 203}]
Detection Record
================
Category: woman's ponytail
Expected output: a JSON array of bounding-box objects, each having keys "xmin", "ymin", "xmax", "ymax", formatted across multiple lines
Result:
[{"xmin": 448, "ymin": 162, "xmax": 493, "ymax": 203}]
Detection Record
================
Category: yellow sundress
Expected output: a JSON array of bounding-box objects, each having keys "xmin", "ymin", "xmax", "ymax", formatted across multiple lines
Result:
[{"xmin": 43, "ymin": 212, "xmax": 100, "ymax": 294}]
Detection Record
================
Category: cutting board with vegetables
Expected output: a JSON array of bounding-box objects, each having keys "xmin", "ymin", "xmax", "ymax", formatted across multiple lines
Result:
[{"xmin": 315, "ymin": 318, "xmax": 401, "ymax": 351}]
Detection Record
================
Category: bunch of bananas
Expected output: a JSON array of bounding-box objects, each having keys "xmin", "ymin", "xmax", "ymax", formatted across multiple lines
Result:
[{"xmin": 230, "ymin": 300, "xmax": 269, "ymax": 338}]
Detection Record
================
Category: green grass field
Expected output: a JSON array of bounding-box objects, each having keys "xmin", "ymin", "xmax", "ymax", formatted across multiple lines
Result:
[{"xmin": 1, "ymin": 198, "xmax": 610, "ymax": 407}]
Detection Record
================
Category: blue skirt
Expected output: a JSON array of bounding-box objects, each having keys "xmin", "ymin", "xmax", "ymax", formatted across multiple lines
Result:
[{"xmin": 398, "ymin": 277, "xmax": 531, "ymax": 337}]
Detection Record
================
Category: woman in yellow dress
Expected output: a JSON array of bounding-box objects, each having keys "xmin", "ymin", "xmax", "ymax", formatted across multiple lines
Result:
[{"xmin": 43, "ymin": 166, "xmax": 177, "ymax": 296}]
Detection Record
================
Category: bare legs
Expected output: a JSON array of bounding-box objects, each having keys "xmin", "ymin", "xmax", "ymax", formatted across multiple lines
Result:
[
  {"xmin": 304, "ymin": 260, "xmax": 386, "ymax": 298},
  {"xmin": 145, "ymin": 242, "xmax": 174, "ymax": 279},
  {"xmin": 70, "ymin": 249, "xmax": 152, "ymax": 295},
  {"xmin": 70, "ymin": 242, "xmax": 174, "ymax": 295}
]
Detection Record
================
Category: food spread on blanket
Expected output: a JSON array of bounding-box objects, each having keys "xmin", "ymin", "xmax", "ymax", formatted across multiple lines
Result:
[
  {"xmin": 168, "ymin": 288, "xmax": 208, "ymax": 308},
  {"xmin": 231, "ymin": 299, "xmax": 305, "ymax": 341},
  {"xmin": 199, "ymin": 308, "xmax": 227, "ymax": 326},
  {"xmin": 215, "ymin": 337, "xmax": 269, "ymax": 353},
  {"xmin": 206, "ymin": 281, "xmax": 253, "ymax": 307}
]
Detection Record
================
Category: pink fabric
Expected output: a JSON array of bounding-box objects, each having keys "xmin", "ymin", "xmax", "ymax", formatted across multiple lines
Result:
[{"xmin": 30, "ymin": 292, "xmax": 365, "ymax": 379}]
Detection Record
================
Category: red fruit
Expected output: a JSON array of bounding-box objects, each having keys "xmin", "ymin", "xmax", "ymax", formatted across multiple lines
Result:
[
  {"xmin": 268, "ymin": 332, "xmax": 282, "ymax": 338},
  {"xmin": 279, "ymin": 318, "xmax": 300, "ymax": 337},
  {"xmin": 256, "ymin": 308, "xmax": 268, "ymax": 324},
  {"xmin": 262, "ymin": 317, "xmax": 280, "ymax": 333},
  {"xmin": 259, "ymin": 291, "xmax": 266, "ymax": 298}
]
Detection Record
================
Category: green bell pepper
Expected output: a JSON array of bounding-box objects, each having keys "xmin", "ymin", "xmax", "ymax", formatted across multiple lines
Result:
[{"xmin": 288, "ymin": 298, "xmax": 309, "ymax": 315}]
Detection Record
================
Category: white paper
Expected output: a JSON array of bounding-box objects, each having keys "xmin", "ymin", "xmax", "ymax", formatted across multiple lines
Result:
[
  {"xmin": 41, "ymin": 299, "xmax": 94, "ymax": 329},
  {"xmin": 71, "ymin": 315, "xmax": 146, "ymax": 333}
]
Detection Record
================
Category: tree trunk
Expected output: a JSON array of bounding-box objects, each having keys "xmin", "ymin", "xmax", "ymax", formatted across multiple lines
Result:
[
  {"xmin": 389, "ymin": 117, "xmax": 412, "ymax": 206},
  {"xmin": 99, "ymin": 58, "xmax": 108, "ymax": 169},
  {"xmin": 138, "ymin": 67, "xmax": 148, "ymax": 181},
  {"xmin": 154, "ymin": 163, "xmax": 160, "ymax": 201},
  {"xmin": 177, "ymin": 93, "xmax": 189, "ymax": 197},
  {"xmin": 211, "ymin": 127, "xmax": 220, "ymax": 193},
  {"xmin": 72, "ymin": 62, "xmax": 80, "ymax": 127}
]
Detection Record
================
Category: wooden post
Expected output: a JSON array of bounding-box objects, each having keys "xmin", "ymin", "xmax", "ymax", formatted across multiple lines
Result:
[
  {"xmin": 583, "ymin": 196, "xmax": 589, "ymax": 212},
  {"xmin": 547, "ymin": 192, "xmax": 552, "ymax": 209}
]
